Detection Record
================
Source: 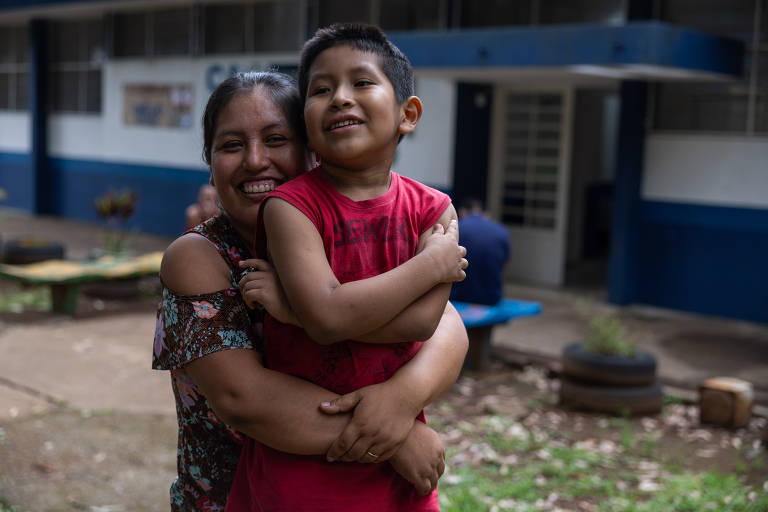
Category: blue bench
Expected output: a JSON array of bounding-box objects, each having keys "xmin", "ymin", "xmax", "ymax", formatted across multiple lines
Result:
[{"xmin": 453, "ymin": 298, "xmax": 542, "ymax": 370}]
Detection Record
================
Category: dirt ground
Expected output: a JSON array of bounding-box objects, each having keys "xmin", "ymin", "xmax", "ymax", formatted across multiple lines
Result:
[{"xmin": 0, "ymin": 289, "xmax": 766, "ymax": 511}]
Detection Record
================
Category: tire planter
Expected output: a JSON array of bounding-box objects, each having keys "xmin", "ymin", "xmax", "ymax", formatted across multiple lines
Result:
[
  {"xmin": 1, "ymin": 238, "xmax": 65, "ymax": 264},
  {"xmin": 561, "ymin": 342, "xmax": 657, "ymax": 387},
  {"xmin": 559, "ymin": 342, "xmax": 663, "ymax": 416},
  {"xmin": 559, "ymin": 378, "xmax": 663, "ymax": 416}
]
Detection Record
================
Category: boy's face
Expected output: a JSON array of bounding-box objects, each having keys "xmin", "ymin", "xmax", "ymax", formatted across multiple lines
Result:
[{"xmin": 304, "ymin": 45, "xmax": 406, "ymax": 170}]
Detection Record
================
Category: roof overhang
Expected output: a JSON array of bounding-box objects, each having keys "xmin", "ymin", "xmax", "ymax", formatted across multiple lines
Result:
[{"xmin": 389, "ymin": 21, "xmax": 745, "ymax": 85}]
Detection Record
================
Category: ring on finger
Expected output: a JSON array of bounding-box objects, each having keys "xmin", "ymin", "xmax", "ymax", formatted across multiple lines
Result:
[{"xmin": 366, "ymin": 450, "xmax": 379, "ymax": 459}]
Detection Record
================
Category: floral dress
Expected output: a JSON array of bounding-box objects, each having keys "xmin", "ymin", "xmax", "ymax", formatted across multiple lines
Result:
[{"xmin": 153, "ymin": 214, "xmax": 263, "ymax": 511}]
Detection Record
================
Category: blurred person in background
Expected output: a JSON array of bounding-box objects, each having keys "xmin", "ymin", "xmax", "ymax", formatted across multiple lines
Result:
[
  {"xmin": 450, "ymin": 198, "xmax": 510, "ymax": 305},
  {"xmin": 185, "ymin": 184, "xmax": 221, "ymax": 229}
]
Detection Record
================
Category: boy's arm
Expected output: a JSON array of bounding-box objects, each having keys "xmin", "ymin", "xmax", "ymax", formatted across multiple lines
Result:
[
  {"xmin": 320, "ymin": 301, "xmax": 468, "ymax": 462},
  {"xmin": 263, "ymin": 199, "xmax": 464, "ymax": 344},
  {"xmin": 355, "ymin": 205, "xmax": 459, "ymax": 344}
]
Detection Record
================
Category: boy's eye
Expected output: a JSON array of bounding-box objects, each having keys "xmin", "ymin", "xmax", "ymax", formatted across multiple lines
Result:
[
  {"xmin": 309, "ymin": 85, "xmax": 330, "ymax": 96},
  {"xmin": 355, "ymin": 79, "xmax": 373, "ymax": 87}
]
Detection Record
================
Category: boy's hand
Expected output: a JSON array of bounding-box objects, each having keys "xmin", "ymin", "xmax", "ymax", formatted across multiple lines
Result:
[
  {"xmin": 319, "ymin": 380, "xmax": 420, "ymax": 463},
  {"xmin": 238, "ymin": 259, "xmax": 298, "ymax": 325},
  {"xmin": 421, "ymin": 219, "xmax": 468, "ymax": 283},
  {"xmin": 389, "ymin": 422, "xmax": 445, "ymax": 495}
]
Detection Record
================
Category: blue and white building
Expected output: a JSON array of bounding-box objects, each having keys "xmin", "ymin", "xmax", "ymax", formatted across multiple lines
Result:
[{"xmin": 0, "ymin": 0, "xmax": 766, "ymax": 323}]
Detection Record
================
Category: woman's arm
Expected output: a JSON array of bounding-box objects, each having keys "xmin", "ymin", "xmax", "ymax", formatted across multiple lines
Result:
[
  {"xmin": 161, "ymin": 234, "xmax": 348, "ymax": 452},
  {"xmin": 185, "ymin": 348, "xmax": 350, "ymax": 453},
  {"xmin": 263, "ymin": 199, "xmax": 465, "ymax": 344},
  {"xmin": 161, "ymin": 234, "xmax": 457, "ymax": 490},
  {"xmin": 321, "ymin": 302, "xmax": 468, "ymax": 462}
]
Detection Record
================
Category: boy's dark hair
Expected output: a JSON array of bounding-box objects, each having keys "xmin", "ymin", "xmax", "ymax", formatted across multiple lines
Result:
[
  {"xmin": 202, "ymin": 71, "xmax": 304, "ymax": 164},
  {"xmin": 298, "ymin": 23, "xmax": 414, "ymax": 107}
]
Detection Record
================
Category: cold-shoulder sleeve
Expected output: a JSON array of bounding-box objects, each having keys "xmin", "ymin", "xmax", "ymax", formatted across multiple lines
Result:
[{"xmin": 152, "ymin": 285, "xmax": 262, "ymax": 370}]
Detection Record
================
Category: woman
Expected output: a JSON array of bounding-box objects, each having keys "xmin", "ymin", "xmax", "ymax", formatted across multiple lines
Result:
[{"xmin": 152, "ymin": 71, "xmax": 469, "ymax": 511}]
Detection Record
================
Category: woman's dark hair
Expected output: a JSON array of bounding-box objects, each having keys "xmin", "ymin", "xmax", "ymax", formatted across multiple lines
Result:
[
  {"xmin": 298, "ymin": 23, "xmax": 414, "ymax": 107},
  {"xmin": 202, "ymin": 71, "xmax": 304, "ymax": 164}
]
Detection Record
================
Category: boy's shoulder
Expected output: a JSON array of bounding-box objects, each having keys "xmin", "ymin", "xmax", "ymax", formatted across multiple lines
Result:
[
  {"xmin": 392, "ymin": 171, "xmax": 451, "ymax": 205},
  {"xmin": 276, "ymin": 166, "xmax": 324, "ymax": 192}
]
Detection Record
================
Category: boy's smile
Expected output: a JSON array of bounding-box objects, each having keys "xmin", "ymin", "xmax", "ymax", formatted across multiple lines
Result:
[{"xmin": 304, "ymin": 45, "xmax": 406, "ymax": 173}]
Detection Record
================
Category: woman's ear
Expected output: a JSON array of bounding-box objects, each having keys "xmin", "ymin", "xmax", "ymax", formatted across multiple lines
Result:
[
  {"xmin": 398, "ymin": 96, "xmax": 423, "ymax": 136},
  {"xmin": 209, "ymin": 173, "xmax": 215, "ymax": 187}
]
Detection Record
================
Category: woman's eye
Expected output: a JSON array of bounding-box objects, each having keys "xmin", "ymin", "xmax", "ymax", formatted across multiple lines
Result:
[
  {"xmin": 219, "ymin": 140, "xmax": 242, "ymax": 151},
  {"xmin": 265, "ymin": 135, "xmax": 288, "ymax": 145}
]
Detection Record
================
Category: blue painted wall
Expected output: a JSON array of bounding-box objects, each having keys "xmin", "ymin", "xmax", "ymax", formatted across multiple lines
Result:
[
  {"xmin": 0, "ymin": 152, "xmax": 35, "ymax": 211},
  {"xmin": 637, "ymin": 201, "xmax": 768, "ymax": 323},
  {"xmin": 391, "ymin": 22, "xmax": 744, "ymax": 77},
  {"xmin": 45, "ymin": 158, "xmax": 210, "ymax": 237}
]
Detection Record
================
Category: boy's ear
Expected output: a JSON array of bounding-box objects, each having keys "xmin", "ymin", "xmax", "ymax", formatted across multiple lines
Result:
[{"xmin": 398, "ymin": 96, "xmax": 422, "ymax": 136}]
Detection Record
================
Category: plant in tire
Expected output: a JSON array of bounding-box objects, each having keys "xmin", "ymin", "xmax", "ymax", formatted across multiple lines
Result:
[{"xmin": 559, "ymin": 309, "xmax": 662, "ymax": 415}]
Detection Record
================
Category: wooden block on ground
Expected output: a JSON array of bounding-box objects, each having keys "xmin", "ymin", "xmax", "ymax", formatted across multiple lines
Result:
[{"xmin": 699, "ymin": 377, "xmax": 754, "ymax": 429}]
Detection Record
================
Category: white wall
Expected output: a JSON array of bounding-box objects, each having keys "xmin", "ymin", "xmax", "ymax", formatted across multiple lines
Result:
[
  {"xmin": 0, "ymin": 111, "xmax": 30, "ymax": 152},
  {"xmin": 48, "ymin": 54, "xmax": 297, "ymax": 169},
  {"xmin": 643, "ymin": 134, "xmax": 768, "ymax": 210},
  {"xmin": 394, "ymin": 76, "xmax": 455, "ymax": 189},
  {"xmin": 7, "ymin": 61, "xmax": 458, "ymax": 186}
]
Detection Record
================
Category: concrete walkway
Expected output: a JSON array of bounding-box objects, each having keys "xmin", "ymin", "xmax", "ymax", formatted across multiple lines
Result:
[
  {"xmin": 491, "ymin": 284, "xmax": 768, "ymax": 407},
  {"xmin": 1, "ymin": 208, "xmax": 767, "ymax": 423}
]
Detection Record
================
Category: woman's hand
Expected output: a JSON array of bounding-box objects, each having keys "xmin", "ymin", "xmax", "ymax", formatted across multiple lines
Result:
[
  {"xmin": 420, "ymin": 219, "xmax": 468, "ymax": 284},
  {"xmin": 389, "ymin": 422, "xmax": 445, "ymax": 495},
  {"xmin": 238, "ymin": 259, "xmax": 298, "ymax": 325},
  {"xmin": 319, "ymin": 380, "xmax": 421, "ymax": 463}
]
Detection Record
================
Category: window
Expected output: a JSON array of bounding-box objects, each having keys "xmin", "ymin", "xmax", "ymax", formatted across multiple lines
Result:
[
  {"xmin": 203, "ymin": 4, "xmax": 247, "ymax": 54},
  {"xmin": 379, "ymin": 0, "xmax": 445, "ymax": 31},
  {"xmin": 654, "ymin": 0, "xmax": 768, "ymax": 134},
  {"xmin": 538, "ymin": 0, "xmax": 624, "ymax": 25},
  {"xmin": 317, "ymin": 0, "xmax": 372, "ymax": 28},
  {"xmin": 202, "ymin": 2, "xmax": 302, "ymax": 55},
  {"xmin": 48, "ymin": 19, "xmax": 103, "ymax": 113},
  {"xmin": 459, "ymin": 0, "xmax": 531, "ymax": 28},
  {"xmin": 659, "ymin": 0, "xmax": 756, "ymax": 42},
  {"xmin": 153, "ymin": 8, "xmax": 192, "ymax": 56},
  {"xmin": 0, "ymin": 25, "xmax": 28, "ymax": 111},
  {"xmin": 113, "ymin": 12, "xmax": 147, "ymax": 57},
  {"xmin": 655, "ymin": 82, "xmax": 749, "ymax": 133},
  {"xmin": 499, "ymin": 93, "xmax": 564, "ymax": 229},
  {"xmin": 113, "ymin": 8, "xmax": 192, "ymax": 57},
  {"xmin": 756, "ymin": 54, "xmax": 768, "ymax": 132},
  {"xmin": 253, "ymin": 1, "xmax": 302, "ymax": 52}
]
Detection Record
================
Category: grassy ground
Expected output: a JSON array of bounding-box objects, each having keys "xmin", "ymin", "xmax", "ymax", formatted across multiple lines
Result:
[
  {"xmin": 0, "ymin": 287, "xmax": 766, "ymax": 511},
  {"xmin": 429, "ymin": 367, "xmax": 768, "ymax": 512}
]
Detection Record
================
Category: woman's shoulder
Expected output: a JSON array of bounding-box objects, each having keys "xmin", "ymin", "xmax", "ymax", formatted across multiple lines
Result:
[{"xmin": 161, "ymin": 233, "xmax": 232, "ymax": 296}]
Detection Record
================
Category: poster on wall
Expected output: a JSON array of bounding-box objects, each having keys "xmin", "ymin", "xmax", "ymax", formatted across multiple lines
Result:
[{"xmin": 123, "ymin": 84, "xmax": 194, "ymax": 129}]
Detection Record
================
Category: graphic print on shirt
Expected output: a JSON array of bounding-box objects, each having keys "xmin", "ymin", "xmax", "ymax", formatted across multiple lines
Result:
[{"xmin": 333, "ymin": 216, "xmax": 411, "ymax": 247}]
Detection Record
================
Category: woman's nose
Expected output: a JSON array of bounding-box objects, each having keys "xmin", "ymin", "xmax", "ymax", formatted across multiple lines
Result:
[{"xmin": 245, "ymin": 143, "xmax": 270, "ymax": 170}]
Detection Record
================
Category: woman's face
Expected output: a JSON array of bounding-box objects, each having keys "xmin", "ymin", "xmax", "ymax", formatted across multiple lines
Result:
[{"xmin": 209, "ymin": 89, "xmax": 308, "ymax": 241}]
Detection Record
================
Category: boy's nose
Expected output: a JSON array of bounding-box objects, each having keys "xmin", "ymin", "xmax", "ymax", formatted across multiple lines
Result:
[{"xmin": 330, "ymin": 85, "xmax": 354, "ymax": 109}]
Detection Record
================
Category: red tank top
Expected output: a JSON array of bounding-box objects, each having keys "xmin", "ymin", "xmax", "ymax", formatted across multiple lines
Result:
[{"xmin": 225, "ymin": 168, "xmax": 450, "ymax": 511}]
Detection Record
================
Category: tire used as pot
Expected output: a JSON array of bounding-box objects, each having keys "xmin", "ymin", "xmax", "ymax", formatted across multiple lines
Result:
[
  {"xmin": 559, "ymin": 342, "xmax": 663, "ymax": 416},
  {"xmin": 561, "ymin": 342, "xmax": 657, "ymax": 387},
  {"xmin": 1, "ymin": 238, "xmax": 65, "ymax": 264}
]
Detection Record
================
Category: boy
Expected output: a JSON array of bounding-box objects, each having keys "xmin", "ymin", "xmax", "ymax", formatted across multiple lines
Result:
[{"xmin": 227, "ymin": 24, "xmax": 463, "ymax": 511}]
